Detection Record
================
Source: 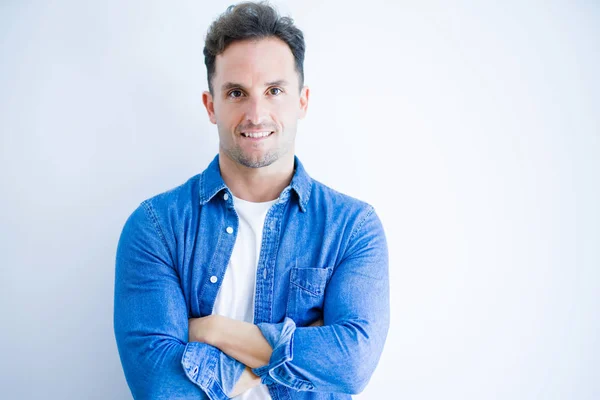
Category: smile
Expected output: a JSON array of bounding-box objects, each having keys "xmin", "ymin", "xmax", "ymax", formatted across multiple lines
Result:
[{"xmin": 240, "ymin": 131, "xmax": 274, "ymax": 138}]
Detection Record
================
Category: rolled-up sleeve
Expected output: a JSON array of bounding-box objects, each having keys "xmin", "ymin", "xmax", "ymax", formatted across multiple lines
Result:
[
  {"xmin": 252, "ymin": 318, "xmax": 308, "ymax": 390},
  {"xmin": 114, "ymin": 201, "xmax": 244, "ymax": 399},
  {"xmin": 251, "ymin": 206, "xmax": 390, "ymax": 394}
]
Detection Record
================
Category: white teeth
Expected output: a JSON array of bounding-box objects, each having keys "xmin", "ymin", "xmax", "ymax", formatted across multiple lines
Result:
[{"xmin": 242, "ymin": 131, "xmax": 271, "ymax": 138}]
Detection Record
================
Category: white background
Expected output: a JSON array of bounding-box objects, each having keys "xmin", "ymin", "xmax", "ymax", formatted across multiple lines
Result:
[{"xmin": 1, "ymin": 1, "xmax": 599, "ymax": 399}]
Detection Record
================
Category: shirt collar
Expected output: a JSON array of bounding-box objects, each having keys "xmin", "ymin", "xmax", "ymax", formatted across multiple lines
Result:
[{"xmin": 199, "ymin": 154, "xmax": 312, "ymax": 212}]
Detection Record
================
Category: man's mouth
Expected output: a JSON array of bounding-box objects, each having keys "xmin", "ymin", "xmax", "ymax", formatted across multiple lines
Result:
[{"xmin": 240, "ymin": 131, "xmax": 274, "ymax": 139}]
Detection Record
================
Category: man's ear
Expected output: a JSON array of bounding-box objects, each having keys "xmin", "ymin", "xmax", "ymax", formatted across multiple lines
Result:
[
  {"xmin": 202, "ymin": 91, "xmax": 217, "ymax": 124},
  {"xmin": 299, "ymin": 86, "xmax": 310, "ymax": 119}
]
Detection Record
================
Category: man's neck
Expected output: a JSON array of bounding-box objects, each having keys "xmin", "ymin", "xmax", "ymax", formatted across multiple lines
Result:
[{"xmin": 218, "ymin": 151, "xmax": 295, "ymax": 203}]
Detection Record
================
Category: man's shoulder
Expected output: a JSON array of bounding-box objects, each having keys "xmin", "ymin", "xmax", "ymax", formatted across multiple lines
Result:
[
  {"xmin": 141, "ymin": 173, "xmax": 203, "ymax": 212},
  {"xmin": 309, "ymin": 178, "xmax": 374, "ymax": 215},
  {"xmin": 118, "ymin": 173, "xmax": 204, "ymax": 250},
  {"xmin": 120, "ymin": 172, "xmax": 204, "ymax": 236},
  {"xmin": 307, "ymin": 179, "xmax": 383, "ymax": 248}
]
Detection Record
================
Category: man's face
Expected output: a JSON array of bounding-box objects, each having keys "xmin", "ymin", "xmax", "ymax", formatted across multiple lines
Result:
[{"xmin": 203, "ymin": 37, "xmax": 309, "ymax": 169}]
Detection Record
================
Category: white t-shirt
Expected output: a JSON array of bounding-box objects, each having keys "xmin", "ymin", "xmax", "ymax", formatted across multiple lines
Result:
[{"xmin": 212, "ymin": 194, "xmax": 277, "ymax": 400}]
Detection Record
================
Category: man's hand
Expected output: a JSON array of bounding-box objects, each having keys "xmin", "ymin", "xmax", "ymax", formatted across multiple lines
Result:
[{"xmin": 229, "ymin": 367, "xmax": 261, "ymax": 397}]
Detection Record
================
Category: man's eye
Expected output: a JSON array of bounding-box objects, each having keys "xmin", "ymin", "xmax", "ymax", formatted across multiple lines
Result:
[
  {"xmin": 228, "ymin": 90, "xmax": 243, "ymax": 98},
  {"xmin": 269, "ymin": 87, "xmax": 282, "ymax": 96}
]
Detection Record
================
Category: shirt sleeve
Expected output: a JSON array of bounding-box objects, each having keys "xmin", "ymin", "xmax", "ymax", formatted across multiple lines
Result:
[
  {"xmin": 251, "ymin": 206, "xmax": 390, "ymax": 394},
  {"xmin": 114, "ymin": 201, "xmax": 245, "ymax": 399}
]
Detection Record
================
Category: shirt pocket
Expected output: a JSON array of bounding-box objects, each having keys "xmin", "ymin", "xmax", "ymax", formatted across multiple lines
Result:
[{"xmin": 286, "ymin": 267, "xmax": 332, "ymax": 327}]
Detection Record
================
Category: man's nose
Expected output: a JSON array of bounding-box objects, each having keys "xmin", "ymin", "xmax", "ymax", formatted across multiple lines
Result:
[{"xmin": 244, "ymin": 96, "xmax": 269, "ymax": 125}]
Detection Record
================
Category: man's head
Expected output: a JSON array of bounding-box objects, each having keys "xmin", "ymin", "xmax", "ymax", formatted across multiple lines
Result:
[{"xmin": 202, "ymin": 2, "xmax": 309, "ymax": 169}]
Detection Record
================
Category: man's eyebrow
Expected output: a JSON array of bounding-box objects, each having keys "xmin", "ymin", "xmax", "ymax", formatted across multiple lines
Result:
[
  {"xmin": 220, "ymin": 80, "xmax": 290, "ymax": 92},
  {"xmin": 265, "ymin": 79, "xmax": 289, "ymax": 87},
  {"xmin": 221, "ymin": 82, "xmax": 245, "ymax": 92}
]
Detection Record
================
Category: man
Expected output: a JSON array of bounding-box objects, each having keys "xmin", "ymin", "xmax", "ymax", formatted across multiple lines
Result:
[{"xmin": 114, "ymin": 2, "xmax": 389, "ymax": 399}]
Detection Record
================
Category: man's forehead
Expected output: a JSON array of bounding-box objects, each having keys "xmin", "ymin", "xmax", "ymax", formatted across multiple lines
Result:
[{"xmin": 213, "ymin": 38, "xmax": 296, "ymax": 83}]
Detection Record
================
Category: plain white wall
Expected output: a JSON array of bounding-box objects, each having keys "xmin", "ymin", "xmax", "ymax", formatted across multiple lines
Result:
[{"xmin": 1, "ymin": 1, "xmax": 598, "ymax": 399}]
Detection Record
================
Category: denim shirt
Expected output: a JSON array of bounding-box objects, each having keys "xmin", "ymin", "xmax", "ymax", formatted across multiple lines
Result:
[{"xmin": 114, "ymin": 155, "xmax": 389, "ymax": 400}]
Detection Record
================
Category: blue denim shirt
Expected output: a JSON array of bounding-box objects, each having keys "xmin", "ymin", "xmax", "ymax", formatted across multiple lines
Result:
[{"xmin": 114, "ymin": 155, "xmax": 389, "ymax": 399}]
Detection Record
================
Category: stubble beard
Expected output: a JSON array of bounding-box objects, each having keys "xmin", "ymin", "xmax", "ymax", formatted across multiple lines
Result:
[{"xmin": 224, "ymin": 141, "xmax": 289, "ymax": 169}]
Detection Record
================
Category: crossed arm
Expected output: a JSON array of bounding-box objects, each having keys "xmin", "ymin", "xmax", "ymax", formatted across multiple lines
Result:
[
  {"xmin": 188, "ymin": 315, "xmax": 271, "ymax": 396},
  {"xmin": 188, "ymin": 315, "xmax": 324, "ymax": 397},
  {"xmin": 115, "ymin": 202, "xmax": 388, "ymax": 399},
  {"xmin": 190, "ymin": 315, "xmax": 329, "ymax": 396}
]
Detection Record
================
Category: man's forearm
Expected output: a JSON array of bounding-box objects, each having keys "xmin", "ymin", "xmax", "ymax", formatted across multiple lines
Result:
[
  {"xmin": 189, "ymin": 315, "xmax": 273, "ymax": 369},
  {"xmin": 189, "ymin": 315, "xmax": 325, "ymax": 371}
]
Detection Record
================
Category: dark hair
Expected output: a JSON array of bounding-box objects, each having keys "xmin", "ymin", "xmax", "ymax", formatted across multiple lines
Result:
[{"xmin": 203, "ymin": 1, "xmax": 306, "ymax": 94}]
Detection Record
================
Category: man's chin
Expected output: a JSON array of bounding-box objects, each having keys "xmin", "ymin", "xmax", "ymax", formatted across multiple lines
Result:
[
  {"xmin": 236, "ymin": 153, "xmax": 279, "ymax": 169},
  {"xmin": 224, "ymin": 145, "xmax": 289, "ymax": 169},
  {"xmin": 239, "ymin": 158, "xmax": 277, "ymax": 169}
]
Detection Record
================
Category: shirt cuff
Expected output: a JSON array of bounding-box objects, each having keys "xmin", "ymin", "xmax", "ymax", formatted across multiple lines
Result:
[
  {"xmin": 251, "ymin": 317, "xmax": 314, "ymax": 391},
  {"xmin": 182, "ymin": 341, "xmax": 246, "ymax": 399}
]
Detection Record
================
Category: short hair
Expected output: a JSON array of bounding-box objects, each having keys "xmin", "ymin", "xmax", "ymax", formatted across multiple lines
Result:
[{"xmin": 203, "ymin": 1, "xmax": 306, "ymax": 94}]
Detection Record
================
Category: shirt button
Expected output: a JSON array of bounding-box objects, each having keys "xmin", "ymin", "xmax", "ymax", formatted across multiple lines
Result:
[
  {"xmin": 223, "ymin": 193, "xmax": 229, "ymax": 201},
  {"xmin": 210, "ymin": 276, "xmax": 218, "ymax": 283},
  {"xmin": 226, "ymin": 226, "xmax": 234, "ymax": 234}
]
